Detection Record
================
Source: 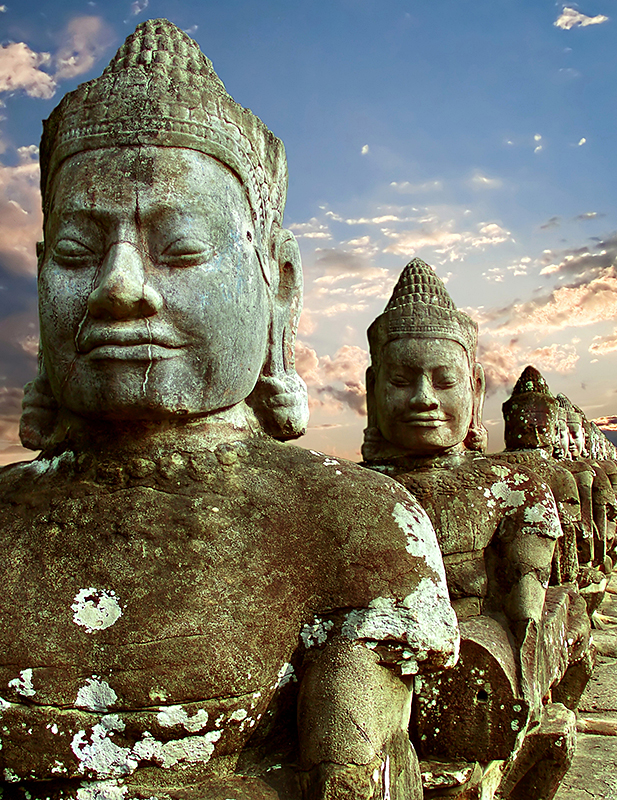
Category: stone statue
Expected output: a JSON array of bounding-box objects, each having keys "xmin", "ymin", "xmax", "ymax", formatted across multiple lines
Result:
[
  {"xmin": 0, "ymin": 21, "xmax": 460, "ymax": 800},
  {"xmin": 497, "ymin": 366, "xmax": 580, "ymax": 584},
  {"xmin": 362, "ymin": 259, "xmax": 580, "ymax": 799}
]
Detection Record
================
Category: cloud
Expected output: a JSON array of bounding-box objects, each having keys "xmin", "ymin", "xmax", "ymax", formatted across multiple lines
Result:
[
  {"xmin": 478, "ymin": 338, "xmax": 580, "ymax": 395},
  {"xmin": 382, "ymin": 220, "xmax": 511, "ymax": 259},
  {"xmin": 554, "ymin": 7, "xmax": 608, "ymax": 30},
  {"xmin": 131, "ymin": 0, "xmax": 149, "ymax": 15},
  {"xmin": 0, "ymin": 145, "xmax": 43, "ymax": 276},
  {"xmin": 288, "ymin": 218, "xmax": 332, "ymax": 240},
  {"xmin": 578, "ymin": 137, "xmax": 587, "ymax": 146},
  {"xmin": 0, "ymin": 16, "xmax": 114, "ymax": 99},
  {"xmin": 295, "ymin": 341, "xmax": 369, "ymax": 417},
  {"xmin": 575, "ymin": 211, "xmax": 603, "ymax": 221},
  {"xmin": 488, "ymin": 269, "xmax": 617, "ymax": 337},
  {"xmin": 54, "ymin": 16, "xmax": 115, "ymax": 81},
  {"xmin": 361, "ymin": 144, "xmax": 369, "ymax": 155},
  {"xmin": 541, "ymin": 216, "xmax": 561, "ymax": 229},
  {"xmin": 0, "ymin": 42, "xmax": 55, "ymax": 98},
  {"xmin": 0, "ymin": 385, "xmax": 23, "ymax": 448},
  {"xmin": 470, "ymin": 172, "xmax": 502, "ymax": 189},
  {"xmin": 589, "ymin": 328, "xmax": 617, "ymax": 355},
  {"xmin": 390, "ymin": 180, "xmax": 443, "ymax": 193},
  {"xmin": 593, "ymin": 415, "xmax": 617, "ymax": 431},
  {"xmin": 0, "ymin": 5, "xmax": 7, "ymax": 12},
  {"xmin": 325, "ymin": 209, "xmax": 418, "ymax": 226}
]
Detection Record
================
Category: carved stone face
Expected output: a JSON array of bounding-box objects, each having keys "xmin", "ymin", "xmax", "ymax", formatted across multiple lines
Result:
[
  {"xmin": 567, "ymin": 418, "xmax": 586, "ymax": 458},
  {"xmin": 39, "ymin": 147, "xmax": 269, "ymax": 421},
  {"xmin": 504, "ymin": 398, "xmax": 556, "ymax": 451},
  {"xmin": 373, "ymin": 336, "xmax": 476, "ymax": 456},
  {"xmin": 555, "ymin": 417, "xmax": 570, "ymax": 458}
]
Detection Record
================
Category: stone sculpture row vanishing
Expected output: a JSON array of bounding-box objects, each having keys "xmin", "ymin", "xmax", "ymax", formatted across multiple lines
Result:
[{"xmin": 0, "ymin": 18, "xmax": 609, "ymax": 800}]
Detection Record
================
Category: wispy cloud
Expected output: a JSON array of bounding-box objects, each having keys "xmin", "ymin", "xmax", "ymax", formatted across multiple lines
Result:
[
  {"xmin": 554, "ymin": 7, "xmax": 609, "ymax": 30},
  {"xmin": 390, "ymin": 180, "xmax": 443, "ymax": 193},
  {"xmin": 288, "ymin": 218, "xmax": 332, "ymax": 240},
  {"xmin": 541, "ymin": 216, "xmax": 561, "ymax": 229},
  {"xmin": 361, "ymin": 144, "xmax": 369, "ymax": 155},
  {"xmin": 130, "ymin": 0, "xmax": 149, "ymax": 16},
  {"xmin": 478, "ymin": 338, "xmax": 580, "ymax": 395},
  {"xmin": 0, "ymin": 145, "xmax": 42, "ymax": 276},
  {"xmin": 0, "ymin": 16, "xmax": 114, "ymax": 98},
  {"xmin": 470, "ymin": 172, "xmax": 502, "ymax": 189},
  {"xmin": 54, "ymin": 16, "xmax": 115, "ymax": 81},
  {"xmin": 575, "ymin": 211, "xmax": 603, "ymax": 221}
]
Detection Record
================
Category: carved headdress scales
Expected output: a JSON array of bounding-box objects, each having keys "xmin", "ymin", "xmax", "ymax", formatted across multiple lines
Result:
[
  {"xmin": 556, "ymin": 393, "xmax": 582, "ymax": 423},
  {"xmin": 368, "ymin": 258, "xmax": 478, "ymax": 361},
  {"xmin": 40, "ymin": 19, "xmax": 288, "ymax": 243}
]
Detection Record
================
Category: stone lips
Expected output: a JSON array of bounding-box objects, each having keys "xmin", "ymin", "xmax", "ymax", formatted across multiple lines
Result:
[{"xmin": 40, "ymin": 19, "xmax": 288, "ymax": 246}]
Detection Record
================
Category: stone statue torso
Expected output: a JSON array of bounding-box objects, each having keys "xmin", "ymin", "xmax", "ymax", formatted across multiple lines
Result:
[{"xmin": 0, "ymin": 436, "xmax": 449, "ymax": 793}]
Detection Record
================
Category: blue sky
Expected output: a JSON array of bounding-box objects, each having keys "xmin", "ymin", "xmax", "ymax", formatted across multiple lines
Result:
[{"xmin": 1, "ymin": 0, "xmax": 616, "ymax": 460}]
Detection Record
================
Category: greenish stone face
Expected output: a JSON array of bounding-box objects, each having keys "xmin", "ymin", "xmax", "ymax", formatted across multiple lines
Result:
[{"xmin": 39, "ymin": 146, "xmax": 269, "ymax": 421}]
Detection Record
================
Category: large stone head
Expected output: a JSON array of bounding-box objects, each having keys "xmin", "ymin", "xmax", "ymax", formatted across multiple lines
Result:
[
  {"xmin": 556, "ymin": 394, "xmax": 586, "ymax": 459},
  {"xmin": 502, "ymin": 365, "xmax": 558, "ymax": 451},
  {"xmin": 21, "ymin": 19, "xmax": 308, "ymax": 448},
  {"xmin": 363, "ymin": 258, "xmax": 486, "ymax": 460}
]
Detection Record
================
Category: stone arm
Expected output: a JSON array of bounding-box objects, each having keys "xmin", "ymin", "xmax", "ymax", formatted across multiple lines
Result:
[
  {"xmin": 298, "ymin": 638, "xmax": 420, "ymax": 799},
  {"xmin": 489, "ymin": 486, "xmax": 561, "ymax": 646}
]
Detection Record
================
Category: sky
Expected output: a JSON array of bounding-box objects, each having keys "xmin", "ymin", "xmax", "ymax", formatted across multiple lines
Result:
[{"xmin": 1, "ymin": 0, "xmax": 617, "ymax": 462}]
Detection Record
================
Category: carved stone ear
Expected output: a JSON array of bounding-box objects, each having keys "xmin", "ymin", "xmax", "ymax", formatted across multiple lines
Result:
[
  {"xmin": 19, "ymin": 352, "xmax": 59, "ymax": 451},
  {"xmin": 247, "ymin": 226, "xmax": 309, "ymax": 440},
  {"xmin": 464, "ymin": 362, "xmax": 488, "ymax": 453}
]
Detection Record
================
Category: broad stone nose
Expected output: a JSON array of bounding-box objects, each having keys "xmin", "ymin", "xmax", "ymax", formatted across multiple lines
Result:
[
  {"xmin": 87, "ymin": 242, "xmax": 163, "ymax": 320},
  {"xmin": 409, "ymin": 374, "xmax": 438, "ymax": 409}
]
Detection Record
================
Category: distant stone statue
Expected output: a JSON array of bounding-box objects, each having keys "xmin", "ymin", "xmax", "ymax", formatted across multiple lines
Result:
[
  {"xmin": 362, "ymin": 259, "xmax": 580, "ymax": 798},
  {"xmin": 0, "ymin": 21, "xmax": 459, "ymax": 800},
  {"xmin": 497, "ymin": 365, "xmax": 580, "ymax": 584}
]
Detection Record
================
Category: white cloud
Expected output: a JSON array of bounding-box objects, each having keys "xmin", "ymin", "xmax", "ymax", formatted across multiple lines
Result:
[
  {"xmin": 578, "ymin": 137, "xmax": 587, "ymax": 146},
  {"xmin": 390, "ymin": 180, "xmax": 443, "ymax": 193},
  {"xmin": 0, "ymin": 16, "xmax": 114, "ymax": 98},
  {"xmin": 54, "ymin": 16, "xmax": 115, "ymax": 81},
  {"xmin": 288, "ymin": 217, "xmax": 332, "ymax": 240},
  {"xmin": 131, "ymin": 0, "xmax": 149, "ymax": 15},
  {"xmin": 0, "ymin": 5, "xmax": 7, "ymax": 11},
  {"xmin": 554, "ymin": 7, "xmax": 608, "ymax": 30},
  {"xmin": 0, "ymin": 42, "xmax": 55, "ymax": 98},
  {"xmin": 0, "ymin": 145, "xmax": 43, "ymax": 276},
  {"xmin": 534, "ymin": 145, "xmax": 543, "ymax": 153},
  {"xmin": 534, "ymin": 133, "xmax": 542, "ymax": 141},
  {"xmin": 361, "ymin": 144, "xmax": 369, "ymax": 155},
  {"xmin": 470, "ymin": 172, "xmax": 502, "ymax": 189}
]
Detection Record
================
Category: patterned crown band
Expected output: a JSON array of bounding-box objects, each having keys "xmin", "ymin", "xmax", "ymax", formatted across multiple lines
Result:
[{"xmin": 40, "ymin": 19, "xmax": 288, "ymax": 239}]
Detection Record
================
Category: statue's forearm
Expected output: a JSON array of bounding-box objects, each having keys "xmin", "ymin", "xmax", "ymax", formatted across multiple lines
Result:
[{"xmin": 298, "ymin": 638, "xmax": 421, "ymax": 800}]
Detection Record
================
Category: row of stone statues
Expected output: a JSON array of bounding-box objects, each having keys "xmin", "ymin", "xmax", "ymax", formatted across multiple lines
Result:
[{"xmin": 0, "ymin": 18, "xmax": 608, "ymax": 800}]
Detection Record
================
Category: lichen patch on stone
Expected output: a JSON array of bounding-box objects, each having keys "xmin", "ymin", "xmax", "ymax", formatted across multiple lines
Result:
[
  {"xmin": 156, "ymin": 705, "xmax": 209, "ymax": 732},
  {"xmin": 75, "ymin": 678, "xmax": 118, "ymax": 713},
  {"xmin": 72, "ymin": 588, "xmax": 122, "ymax": 633},
  {"xmin": 8, "ymin": 668, "xmax": 35, "ymax": 698}
]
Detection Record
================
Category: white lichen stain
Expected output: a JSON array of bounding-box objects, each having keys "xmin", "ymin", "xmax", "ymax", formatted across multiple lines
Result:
[
  {"xmin": 491, "ymin": 480, "xmax": 526, "ymax": 509},
  {"xmin": 392, "ymin": 502, "xmax": 446, "ymax": 581},
  {"xmin": 8, "ymin": 668, "xmax": 35, "ymax": 698},
  {"xmin": 3, "ymin": 768, "xmax": 19, "ymax": 783},
  {"xmin": 71, "ymin": 715, "xmax": 137, "ymax": 777},
  {"xmin": 323, "ymin": 458, "xmax": 339, "ymax": 467},
  {"xmin": 156, "ymin": 705, "xmax": 209, "ymax": 733},
  {"xmin": 511, "ymin": 720, "xmax": 520, "ymax": 731},
  {"xmin": 132, "ymin": 729, "xmax": 222, "ymax": 768},
  {"xmin": 230, "ymin": 708, "xmax": 248, "ymax": 722},
  {"xmin": 76, "ymin": 678, "xmax": 118, "ymax": 713},
  {"xmin": 72, "ymin": 589, "xmax": 122, "ymax": 634},
  {"xmin": 341, "ymin": 578, "xmax": 460, "ymax": 672},
  {"xmin": 76, "ymin": 779, "xmax": 128, "ymax": 800},
  {"xmin": 301, "ymin": 618, "xmax": 334, "ymax": 647},
  {"xmin": 275, "ymin": 662, "xmax": 297, "ymax": 689},
  {"xmin": 51, "ymin": 761, "xmax": 66, "ymax": 775}
]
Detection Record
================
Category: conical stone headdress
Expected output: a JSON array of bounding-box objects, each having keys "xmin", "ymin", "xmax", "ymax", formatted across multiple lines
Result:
[
  {"xmin": 557, "ymin": 393, "xmax": 582, "ymax": 423},
  {"xmin": 40, "ymin": 19, "xmax": 287, "ymax": 244},
  {"xmin": 368, "ymin": 258, "xmax": 478, "ymax": 360},
  {"xmin": 510, "ymin": 365, "xmax": 552, "ymax": 397}
]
